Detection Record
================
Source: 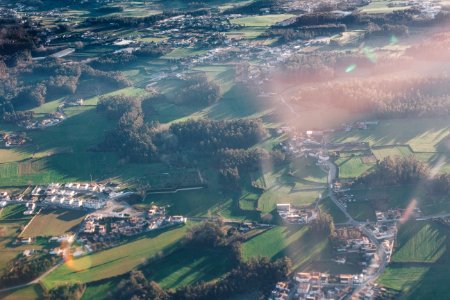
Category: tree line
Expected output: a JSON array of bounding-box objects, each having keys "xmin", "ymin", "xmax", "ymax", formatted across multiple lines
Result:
[
  {"xmin": 357, "ymin": 156, "xmax": 450, "ymax": 197},
  {"xmin": 113, "ymin": 256, "xmax": 291, "ymax": 300},
  {"xmin": 0, "ymin": 253, "xmax": 58, "ymax": 288}
]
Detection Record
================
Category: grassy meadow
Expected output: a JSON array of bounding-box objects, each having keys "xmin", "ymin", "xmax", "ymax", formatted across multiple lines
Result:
[
  {"xmin": 378, "ymin": 221, "xmax": 450, "ymax": 299},
  {"xmin": 41, "ymin": 225, "xmax": 188, "ymax": 289}
]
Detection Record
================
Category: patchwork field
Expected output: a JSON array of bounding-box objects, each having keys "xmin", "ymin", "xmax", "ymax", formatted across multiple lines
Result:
[
  {"xmin": 257, "ymin": 188, "xmax": 322, "ymax": 213},
  {"xmin": 379, "ymin": 221, "xmax": 450, "ymax": 299},
  {"xmin": 372, "ymin": 145, "xmax": 414, "ymax": 161},
  {"xmin": 230, "ymin": 14, "xmax": 295, "ymax": 27},
  {"xmin": 20, "ymin": 209, "xmax": 86, "ymax": 238},
  {"xmin": 41, "ymin": 225, "xmax": 188, "ymax": 289},
  {"xmin": 392, "ymin": 221, "xmax": 447, "ymax": 263},
  {"xmin": 330, "ymin": 118, "xmax": 449, "ymax": 153},
  {"xmin": 336, "ymin": 156, "xmax": 374, "ymax": 178}
]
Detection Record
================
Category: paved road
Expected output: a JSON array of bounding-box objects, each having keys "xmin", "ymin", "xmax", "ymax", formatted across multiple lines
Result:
[{"xmin": 323, "ymin": 160, "xmax": 388, "ymax": 287}]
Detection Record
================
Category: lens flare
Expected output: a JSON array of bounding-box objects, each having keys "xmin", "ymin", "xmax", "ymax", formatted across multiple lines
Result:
[
  {"xmin": 390, "ymin": 35, "xmax": 398, "ymax": 45},
  {"xmin": 345, "ymin": 64, "xmax": 357, "ymax": 73},
  {"xmin": 400, "ymin": 199, "xmax": 417, "ymax": 224},
  {"xmin": 61, "ymin": 240, "xmax": 92, "ymax": 272},
  {"xmin": 363, "ymin": 47, "xmax": 377, "ymax": 63}
]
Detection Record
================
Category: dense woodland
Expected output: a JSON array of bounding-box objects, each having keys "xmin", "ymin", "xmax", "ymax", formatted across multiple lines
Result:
[
  {"xmin": 0, "ymin": 254, "xmax": 58, "ymax": 288},
  {"xmin": 97, "ymin": 94, "xmax": 267, "ymax": 174},
  {"xmin": 114, "ymin": 257, "xmax": 291, "ymax": 300},
  {"xmin": 289, "ymin": 74, "xmax": 450, "ymax": 117},
  {"xmin": 174, "ymin": 74, "xmax": 221, "ymax": 106},
  {"xmin": 43, "ymin": 283, "xmax": 86, "ymax": 300},
  {"xmin": 357, "ymin": 156, "xmax": 450, "ymax": 197}
]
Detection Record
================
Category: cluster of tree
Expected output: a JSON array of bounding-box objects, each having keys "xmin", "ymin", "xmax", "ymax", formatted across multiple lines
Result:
[
  {"xmin": 172, "ymin": 256, "xmax": 291, "ymax": 299},
  {"xmin": 84, "ymin": 12, "xmax": 172, "ymax": 28},
  {"xmin": 428, "ymin": 173, "xmax": 450, "ymax": 197},
  {"xmin": 94, "ymin": 6, "xmax": 124, "ymax": 14},
  {"xmin": 358, "ymin": 156, "xmax": 429, "ymax": 186},
  {"xmin": 358, "ymin": 156, "xmax": 450, "ymax": 196},
  {"xmin": 217, "ymin": 148, "xmax": 268, "ymax": 188},
  {"xmin": 0, "ymin": 254, "xmax": 57, "ymax": 288},
  {"xmin": 278, "ymin": 12, "xmax": 360, "ymax": 28},
  {"xmin": 170, "ymin": 119, "xmax": 266, "ymax": 152},
  {"xmin": 11, "ymin": 84, "xmax": 47, "ymax": 107},
  {"xmin": 0, "ymin": 16, "xmax": 42, "ymax": 56},
  {"xmin": 114, "ymin": 256, "xmax": 291, "ymax": 300},
  {"xmin": 310, "ymin": 211, "xmax": 335, "ymax": 237},
  {"xmin": 90, "ymin": 52, "xmax": 137, "ymax": 71},
  {"xmin": 225, "ymin": 0, "xmax": 281, "ymax": 14},
  {"xmin": 185, "ymin": 221, "xmax": 227, "ymax": 247},
  {"xmin": 2, "ymin": 110, "xmax": 34, "ymax": 123},
  {"xmin": 98, "ymin": 94, "xmax": 158, "ymax": 162},
  {"xmin": 43, "ymin": 283, "xmax": 86, "ymax": 300},
  {"xmin": 134, "ymin": 44, "xmax": 170, "ymax": 58},
  {"xmin": 174, "ymin": 74, "xmax": 220, "ymax": 106},
  {"xmin": 365, "ymin": 23, "xmax": 409, "ymax": 38},
  {"xmin": 98, "ymin": 94, "xmax": 266, "ymax": 164},
  {"xmin": 271, "ymin": 24, "xmax": 346, "ymax": 42},
  {"xmin": 114, "ymin": 271, "xmax": 170, "ymax": 300},
  {"xmin": 290, "ymin": 74, "xmax": 450, "ymax": 117},
  {"xmin": 90, "ymin": 45, "xmax": 169, "ymax": 70}
]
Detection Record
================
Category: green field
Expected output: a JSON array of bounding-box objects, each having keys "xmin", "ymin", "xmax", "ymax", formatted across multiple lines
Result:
[
  {"xmin": 163, "ymin": 47, "xmax": 207, "ymax": 59},
  {"xmin": 0, "ymin": 284, "xmax": 43, "ymax": 300},
  {"xmin": 379, "ymin": 221, "xmax": 450, "ymax": 299},
  {"xmin": 360, "ymin": 0, "xmax": 411, "ymax": 14},
  {"xmin": 291, "ymin": 157, "xmax": 328, "ymax": 184},
  {"xmin": 242, "ymin": 226, "xmax": 360, "ymax": 274},
  {"xmin": 42, "ymin": 225, "xmax": 188, "ymax": 289},
  {"xmin": 330, "ymin": 118, "xmax": 449, "ymax": 153},
  {"xmin": 230, "ymin": 14, "xmax": 295, "ymax": 27},
  {"xmin": 0, "ymin": 149, "xmax": 31, "ymax": 164},
  {"xmin": 346, "ymin": 185, "xmax": 417, "ymax": 221},
  {"xmin": 392, "ymin": 221, "xmax": 447, "ymax": 263},
  {"xmin": 336, "ymin": 156, "xmax": 374, "ymax": 178},
  {"xmin": 143, "ymin": 246, "xmax": 233, "ymax": 289},
  {"xmin": 372, "ymin": 145, "xmax": 414, "ymax": 161},
  {"xmin": 0, "ymin": 204, "xmax": 29, "ymax": 220},
  {"xmin": 258, "ymin": 187, "xmax": 321, "ymax": 213}
]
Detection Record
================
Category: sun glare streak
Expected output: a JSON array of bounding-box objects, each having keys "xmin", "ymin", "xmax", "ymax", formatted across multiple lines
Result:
[
  {"xmin": 363, "ymin": 47, "xmax": 377, "ymax": 63},
  {"xmin": 61, "ymin": 240, "xmax": 91, "ymax": 272},
  {"xmin": 390, "ymin": 35, "xmax": 398, "ymax": 45},
  {"xmin": 400, "ymin": 199, "xmax": 417, "ymax": 224}
]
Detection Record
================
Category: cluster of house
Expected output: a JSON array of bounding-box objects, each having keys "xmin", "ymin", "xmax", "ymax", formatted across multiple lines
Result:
[
  {"xmin": 340, "ymin": 121, "xmax": 379, "ymax": 132},
  {"xmin": 0, "ymin": 133, "xmax": 28, "ymax": 147},
  {"xmin": 275, "ymin": 127, "xmax": 330, "ymax": 160},
  {"xmin": 270, "ymin": 272, "xmax": 359, "ymax": 300},
  {"xmin": 375, "ymin": 210, "xmax": 402, "ymax": 222},
  {"xmin": 367, "ymin": 222, "xmax": 397, "ymax": 240},
  {"xmin": 334, "ymin": 226, "xmax": 393, "ymax": 274},
  {"xmin": 32, "ymin": 182, "xmax": 118, "ymax": 210},
  {"xmin": 154, "ymin": 14, "xmax": 242, "ymax": 32},
  {"xmin": 277, "ymin": 203, "xmax": 318, "ymax": 224},
  {"xmin": 78, "ymin": 206, "xmax": 186, "ymax": 250},
  {"xmin": 24, "ymin": 113, "xmax": 65, "ymax": 130}
]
